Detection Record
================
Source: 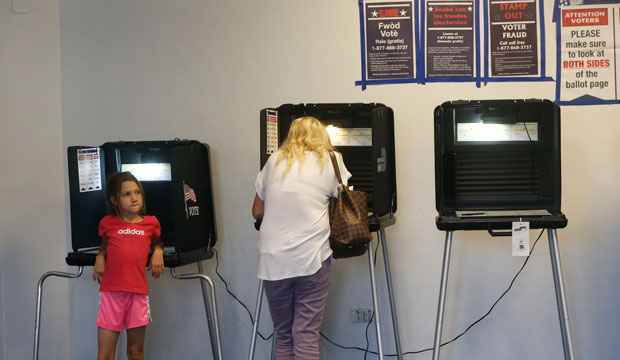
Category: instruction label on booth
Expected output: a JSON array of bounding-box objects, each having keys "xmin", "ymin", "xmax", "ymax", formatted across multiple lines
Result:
[
  {"xmin": 327, "ymin": 127, "xmax": 372, "ymax": 146},
  {"xmin": 266, "ymin": 110, "xmax": 278, "ymax": 154},
  {"xmin": 512, "ymin": 221, "xmax": 530, "ymax": 256},
  {"xmin": 457, "ymin": 123, "xmax": 538, "ymax": 142},
  {"xmin": 77, "ymin": 148, "xmax": 102, "ymax": 192}
]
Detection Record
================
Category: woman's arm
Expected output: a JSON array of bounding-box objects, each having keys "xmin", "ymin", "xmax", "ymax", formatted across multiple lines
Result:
[
  {"xmin": 93, "ymin": 236, "xmax": 107, "ymax": 283},
  {"xmin": 252, "ymin": 193, "xmax": 264, "ymax": 219}
]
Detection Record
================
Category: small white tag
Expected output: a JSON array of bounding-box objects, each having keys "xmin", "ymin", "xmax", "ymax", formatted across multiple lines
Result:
[{"xmin": 512, "ymin": 222, "xmax": 530, "ymax": 256}]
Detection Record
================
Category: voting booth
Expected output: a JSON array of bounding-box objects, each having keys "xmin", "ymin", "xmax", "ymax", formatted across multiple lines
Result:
[
  {"xmin": 260, "ymin": 103, "xmax": 397, "ymax": 227},
  {"xmin": 249, "ymin": 104, "xmax": 403, "ymax": 360},
  {"xmin": 434, "ymin": 99, "xmax": 567, "ymax": 231},
  {"xmin": 66, "ymin": 140, "xmax": 217, "ymax": 267},
  {"xmin": 430, "ymin": 100, "xmax": 574, "ymax": 360},
  {"xmin": 34, "ymin": 140, "xmax": 223, "ymax": 360}
]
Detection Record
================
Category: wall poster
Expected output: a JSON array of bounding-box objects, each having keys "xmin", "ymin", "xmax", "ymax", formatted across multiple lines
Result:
[
  {"xmin": 356, "ymin": 0, "xmax": 418, "ymax": 89},
  {"xmin": 556, "ymin": 0, "xmax": 620, "ymax": 105},
  {"xmin": 488, "ymin": 0, "xmax": 540, "ymax": 77},
  {"xmin": 425, "ymin": 1, "xmax": 477, "ymax": 79},
  {"xmin": 364, "ymin": 1, "xmax": 416, "ymax": 80}
]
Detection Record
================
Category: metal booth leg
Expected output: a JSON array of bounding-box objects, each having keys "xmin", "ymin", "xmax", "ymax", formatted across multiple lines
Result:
[
  {"xmin": 379, "ymin": 228, "xmax": 403, "ymax": 360},
  {"xmin": 547, "ymin": 229, "xmax": 575, "ymax": 360},
  {"xmin": 248, "ymin": 279, "xmax": 276, "ymax": 360},
  {"xmin": 432, "ymin": 231, "xmax": 453, "ymax": 360},
  {"xmin": 248, "ymin": 279, "xmax": 264, "ymax": 360},
  {"xmin": 368, "ymin": 236, "xmax": 385, "ymax": 359},
  {"xmin": 170, "ymin": 263, "xmax": 223, "ymax": 360},
  {"xmin": 33, "ymin": 266, "xmax": 84, "ymax": 360}
]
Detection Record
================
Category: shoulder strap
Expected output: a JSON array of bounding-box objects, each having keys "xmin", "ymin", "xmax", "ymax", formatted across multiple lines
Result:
[{"xmin": 329, "ymin": 151, "xmax": 344, "ymax": 186}]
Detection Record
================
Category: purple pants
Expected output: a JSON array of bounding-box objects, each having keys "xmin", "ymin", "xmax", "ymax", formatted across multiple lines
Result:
[{"xmin": 263, "ymin": 258, "xmax": 332, "ymax": 360}]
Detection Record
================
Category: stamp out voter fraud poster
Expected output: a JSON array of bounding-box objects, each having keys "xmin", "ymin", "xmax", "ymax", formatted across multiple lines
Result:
[{"xmin": 489, "ymin": 0, "xmax": 540, "ymax": 77}]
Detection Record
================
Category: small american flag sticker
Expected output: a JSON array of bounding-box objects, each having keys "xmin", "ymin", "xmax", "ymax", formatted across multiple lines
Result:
[{"xmin": 184, "ymin": 183, "xmax": 197, "ymax": 203}]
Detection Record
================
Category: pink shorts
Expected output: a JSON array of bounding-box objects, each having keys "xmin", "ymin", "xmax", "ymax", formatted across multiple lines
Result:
[{"xmin": 96, "ymin": 291, "xmax": 151, "ymax": 332}]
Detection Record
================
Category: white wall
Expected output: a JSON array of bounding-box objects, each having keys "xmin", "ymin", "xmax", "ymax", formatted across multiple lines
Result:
[
  {"xmin": 0, "ymin": 0, "xmax": 617, "ymax": 359},
  {"xmin": 0, "ymin": 1, "xmax": 70, "ymax": 360}
]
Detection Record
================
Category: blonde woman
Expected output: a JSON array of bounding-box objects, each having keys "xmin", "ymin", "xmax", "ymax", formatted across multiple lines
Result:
[{"xmin": 252, "ymin": 116, "xmax": 351, "ymax": 360}]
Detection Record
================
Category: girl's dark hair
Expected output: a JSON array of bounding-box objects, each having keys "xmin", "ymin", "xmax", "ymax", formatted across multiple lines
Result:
[{"xmin": 105, "ymin": 172, "xmax": 146, "ymax": 216}]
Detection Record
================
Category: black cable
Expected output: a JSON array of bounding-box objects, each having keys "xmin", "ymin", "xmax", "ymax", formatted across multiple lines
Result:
[
  {"xmin": 212, "ymin": 248, "xmax": 273, "ymax": 341},
  {"xmin": 433, "ymin": 229, "xmax": 545, "ymax": 347},
  {"xmin": 318, "ymin": 331, "xmax": 369, "ymax": 352},
  {"xmin": 522, "ymin": 121, "xmax": 534, "ymax": 143},
  {"xmin": 336, "ymin": 228, "xmax": 546, "ymax": 357},
  {"xmin": 214, "ymin": 228, "xmax": 545, "ymax": 357}
]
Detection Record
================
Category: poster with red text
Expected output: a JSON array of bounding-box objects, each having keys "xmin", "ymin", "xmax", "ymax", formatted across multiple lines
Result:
[
  {"xmin": 365, "ymin": 1, "xmax": 415, "ymax": 80},
  {"xmin": 558, "ymin": 1, "xmax": 619, "ymax": 104},
  {"xmin": 426, "ymin": 1, "xmax": 476, "ymax": 78},
  {"xmin": 489, "ymin": 0, "xmax": 540, "ymax": 77}
]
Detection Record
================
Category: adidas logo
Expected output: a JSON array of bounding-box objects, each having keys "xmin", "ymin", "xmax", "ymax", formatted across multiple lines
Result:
[{"xmin": 117, "ymin": 228, "xmax": 145, "ymax": 235}]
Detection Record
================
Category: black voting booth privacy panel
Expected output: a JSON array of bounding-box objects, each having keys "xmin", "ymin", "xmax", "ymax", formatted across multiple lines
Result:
[
  {"xmin": 260, "ymin": 103, "xmax": 397, "ymax": 228},
  {"xmin": 66, "ymin": 140, "xmax": 217, "ymax": 267},
  {"xmin": 430, "ymin": 100, "xmax": 575, "ymax": 360},
  {"xmin": 434, "ymin": 99, "xmax": 567, "ymax": 230},
  {"xmin": 252, "ymin": 103, "xmax": 404, "ymax": 359}
]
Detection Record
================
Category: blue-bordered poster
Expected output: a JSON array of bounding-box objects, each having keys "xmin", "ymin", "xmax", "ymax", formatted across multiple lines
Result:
[
  {"xmin": 488, "ymin": 0, "xmax": 539, "ymax": 76},
  {"xmin": 484, "ymin": 0, "xmax": 551, "ymax": 82},
  {"xmin": 365, "ymin": 1, "xmax": 416, "ymax": 79},
  {"xmin": 555, "ymin": 0, "xmax": 620, "ymax": 105},
  {"xmin": 424, "ymin": 0, "xmax": 478, "ymax": 81},
  {"xmin": 356, "ymin": 0, "xmax": 419, "ymax": 89}
]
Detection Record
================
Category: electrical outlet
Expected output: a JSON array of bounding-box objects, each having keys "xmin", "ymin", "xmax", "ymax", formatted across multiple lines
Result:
[{"xmin": 350, "ymin": 307, "xmax": 373, "ymax": 322}]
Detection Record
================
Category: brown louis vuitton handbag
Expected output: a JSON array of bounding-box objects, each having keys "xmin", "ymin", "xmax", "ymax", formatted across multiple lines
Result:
[{"xmin": 328, "ymin": 151, "xmax": 373, "ymax": 258}]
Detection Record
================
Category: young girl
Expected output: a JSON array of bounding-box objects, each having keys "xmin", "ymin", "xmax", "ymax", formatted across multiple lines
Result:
[{"xmin": 93, "ymin": 171, "xmax": 164, "ymax": 360}]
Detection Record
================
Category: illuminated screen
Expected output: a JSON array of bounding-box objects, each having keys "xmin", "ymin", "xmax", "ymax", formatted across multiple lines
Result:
[
  {"xmin": 326, "ymin": 126, "xmax": 372, "ymax": 146},
  {"xmin": 456, "ymin": 123, "xmax": 538, "ymax": 142},
  {"xmin": 121, "ymin": 163, "xmax": 172, "ymax": 181}
]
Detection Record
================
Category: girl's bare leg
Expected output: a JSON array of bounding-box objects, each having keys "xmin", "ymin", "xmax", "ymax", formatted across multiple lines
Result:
[
  {"xmin": 97, "ymin": 327, "xmax": 120, "ymax": 360},
  {"xmin": 126, "ymin": 325, "xmax": 146, "ymax": 360}
]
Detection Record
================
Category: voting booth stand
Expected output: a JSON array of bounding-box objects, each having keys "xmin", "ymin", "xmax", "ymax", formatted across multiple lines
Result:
[
  {"xmin": 248, "ymin": 104, "xmax": 403, "ymax": 360},
  {"xmin": 34, "ymin": 140, "xmax": 223, "ymax": 360},
  {"xmin": 431, "ymin": 100, "xmax": 574, "ymax": 360}
]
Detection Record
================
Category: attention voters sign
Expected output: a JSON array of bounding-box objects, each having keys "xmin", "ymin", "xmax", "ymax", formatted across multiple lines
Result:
[{"xmin": 556, "ymin": 0, "xmax": 620, "ymax": 105}]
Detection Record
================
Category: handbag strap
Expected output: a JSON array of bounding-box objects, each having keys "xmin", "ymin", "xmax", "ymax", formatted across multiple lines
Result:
[{"xmin": 328, "ymin": 151, "xmax": 344, "ymax": 186}]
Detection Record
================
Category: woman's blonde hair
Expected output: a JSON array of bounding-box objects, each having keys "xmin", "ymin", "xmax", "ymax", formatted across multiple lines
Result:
[{"xmin": 275, "ymin": 116, "xmax": 335, "ymax": 176}]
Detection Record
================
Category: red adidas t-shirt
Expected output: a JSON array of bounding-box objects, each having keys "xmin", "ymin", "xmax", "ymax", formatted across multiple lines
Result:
[{"xmin": 98, "ymin": 215, "xmax": 161, "ymax": 294}]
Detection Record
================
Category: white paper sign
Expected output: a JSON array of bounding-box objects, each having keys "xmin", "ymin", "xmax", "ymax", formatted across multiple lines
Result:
[
  {"xmin": 457, "ymin": 123, "xmax": 538, "ymax": 142},
  {"xmin": 512, "ymin": 221, "xmax": 530, "ymax": 256},
  {"xmin": 327, "ymin": 127, "xmax": 372, "ymax": 146},
  {"xmin": 121, "ymin": 163, "xmax": 171, "ymax": 181},
  {"xmin": 559, "ymin": 5, "xmax": 617, "ymax": 102},
  {"xmin": 266, "ymin": 110, "xmax": 278, "ymax": 154},
  {"xmin": 77, "ymin": 148, "xmax": 102, "ymax": 192}
]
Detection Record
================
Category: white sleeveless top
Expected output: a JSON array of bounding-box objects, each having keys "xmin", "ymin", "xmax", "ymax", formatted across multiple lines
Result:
[{"xmin": 255, "ymin": 150, "xmax": 351, "ymax": 280}]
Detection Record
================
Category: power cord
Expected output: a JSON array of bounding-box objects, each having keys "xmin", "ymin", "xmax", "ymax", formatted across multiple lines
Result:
[
  {"xmin": 349, "ymin": 228, "xmax": 546, "ymax": 357},
  {"xmin": 212, "ymin": 228, "xmax": 545, "ymax": 357},
  {"xmin": 212, "ymin": 248, "xmax": 273, "ymax": 341}
]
